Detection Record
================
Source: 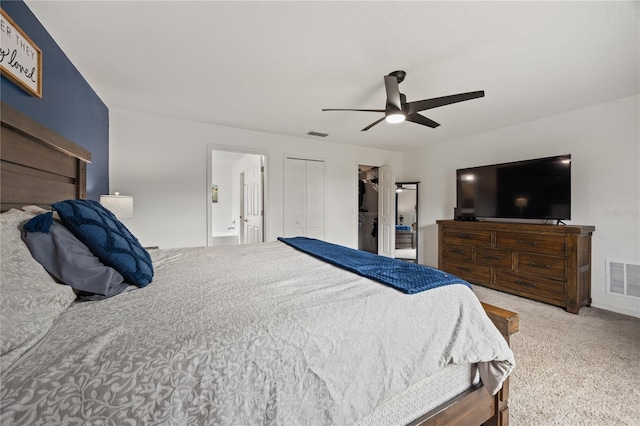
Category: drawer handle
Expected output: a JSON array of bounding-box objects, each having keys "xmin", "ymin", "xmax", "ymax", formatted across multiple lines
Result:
[
  {"xmin": 517, "ymin": 239, "xmax": 538, "ymax": 246},
  {"xmin": 528, "ymin": 262, "xmax": 551, "ymax": 269},
  {"xmin": 483, "ymin": 255, "xmax": 502, "ymax": 260},
  {"xmin": 515, "ymin": 279, "xmax": 537, "ymax": 288},
  {"xmin": 450, "ymin": 249, "xmax": 466, "ymax": 255},
  {"xmin": 457, "ymin": 266, "xmax": 472, "ymax": 273},
  {"xmin": 455, "ymin": 233, "xmax": 474, "ymax": 239}
]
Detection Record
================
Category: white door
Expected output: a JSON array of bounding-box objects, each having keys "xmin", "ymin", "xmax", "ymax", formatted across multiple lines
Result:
[
  {"xmin": 283, "ymin": 157, "xmax": 325, "ymax": 238},
  {"xmin": 284, "ymin": 158, "xmax": 306, "ymax": 237},
  {"xmin": 305, "ymin": 160, "xmax": 325, "ymax": 239},
  {"xmin": 242, "ymin": 157, "xmax": 263, "ymax": 244},
  {"xmin": 378, "ymin": 164, "xmax": 395, "ymax": 257}
]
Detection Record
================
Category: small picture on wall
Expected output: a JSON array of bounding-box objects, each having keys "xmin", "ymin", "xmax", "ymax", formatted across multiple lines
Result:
[{"xmin": 211, "ymin": 185, "xmax": 218, "ymax": 203}]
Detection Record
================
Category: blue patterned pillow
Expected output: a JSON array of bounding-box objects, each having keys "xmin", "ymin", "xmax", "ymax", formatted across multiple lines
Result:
[{"xmin": 52, "ymin": 200, "xmax": 153, "ymax": 287}]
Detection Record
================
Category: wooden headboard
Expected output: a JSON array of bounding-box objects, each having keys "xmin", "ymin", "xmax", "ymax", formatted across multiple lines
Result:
[{"xmin": 1, "ymin": 102, "xmax": 91, "ymax": 212}]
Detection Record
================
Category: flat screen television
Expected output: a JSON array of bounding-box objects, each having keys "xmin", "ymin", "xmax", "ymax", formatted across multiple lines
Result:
[{"xmin": 456, "ymin": 154, "xmax": 571, "ymax": 221}]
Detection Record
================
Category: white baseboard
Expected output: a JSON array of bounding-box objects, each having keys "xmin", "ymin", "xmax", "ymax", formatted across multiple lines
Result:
[{"xmin": 590, "ymin": 301, "xmax": 640, "ymax": 319}]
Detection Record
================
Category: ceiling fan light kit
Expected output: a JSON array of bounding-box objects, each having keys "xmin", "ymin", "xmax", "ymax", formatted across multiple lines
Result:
[
  {"xmin": 322, "ymin": 70, "xmax": 485, "ymax": 132},
  {"xmin": 385, "ymin": 112, "xmax": 406, "ymax": 124}
]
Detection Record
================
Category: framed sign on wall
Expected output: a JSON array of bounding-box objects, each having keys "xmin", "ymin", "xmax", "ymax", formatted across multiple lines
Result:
[{"xmin": 0, "ymin": 8, "xmax": 42, "ymax": 97}]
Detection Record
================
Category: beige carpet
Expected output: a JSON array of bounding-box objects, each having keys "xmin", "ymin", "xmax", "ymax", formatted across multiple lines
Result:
[{"xmin": 472, "ymin": 286, "xmax": 640, "ymax": 426}]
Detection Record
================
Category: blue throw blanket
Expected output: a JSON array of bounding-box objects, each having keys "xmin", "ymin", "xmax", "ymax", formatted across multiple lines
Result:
[{"xmin": 278, "ymin": 237, "xmax": 470, "ymax": 294}]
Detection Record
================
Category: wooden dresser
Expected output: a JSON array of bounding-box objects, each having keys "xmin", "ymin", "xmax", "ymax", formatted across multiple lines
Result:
[{"xmin": 437, "ymin": 220, "xmax": 595, "ymax": 314}]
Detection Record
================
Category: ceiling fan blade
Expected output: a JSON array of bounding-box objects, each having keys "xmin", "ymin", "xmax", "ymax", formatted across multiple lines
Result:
[
  {"xmin": 406, "ymin": 113, "xmax": 440, "ymax": 128},
  {"xmin": 384, "ymin": 75, "xmax": 402, "ymax": 111},
  {"xmin": 322, "ymin": 108, "xmax": 386, "ymax": 112},
  {"xmin": 361, "ymin": 117, "xmax": 386, "ymax": 132},
  {"xmin": 406, "ymin": 91, "xmax": 485, "ymax": 114}
]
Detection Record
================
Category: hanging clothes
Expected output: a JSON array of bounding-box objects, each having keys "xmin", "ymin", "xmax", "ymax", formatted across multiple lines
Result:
[{"xmin": 371, "ymin": 217, "xmax": 378, "ymax": 238}]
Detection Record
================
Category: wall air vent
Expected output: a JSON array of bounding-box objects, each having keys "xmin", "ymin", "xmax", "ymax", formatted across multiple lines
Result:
[
  {"xmin": 606, "ymin": 259, "xmax": 640, "ymax": 299},
  {"xmin": 307, "ymin": 131, "xmax": 329, "ymax": 137}
]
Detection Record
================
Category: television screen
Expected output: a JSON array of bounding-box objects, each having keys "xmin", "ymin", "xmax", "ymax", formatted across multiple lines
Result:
[{"xmin": 456, "ymin": 154, "xmax": 571, "ymax": 220}]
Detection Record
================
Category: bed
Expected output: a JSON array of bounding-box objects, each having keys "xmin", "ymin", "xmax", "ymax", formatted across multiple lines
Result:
[{"xmin": 0, "ymin": 102, "xmax": 519, "ymax": 425}]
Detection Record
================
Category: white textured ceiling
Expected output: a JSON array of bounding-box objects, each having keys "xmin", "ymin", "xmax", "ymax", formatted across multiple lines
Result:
[{"xmin": 25, "ymin": 1, "xmax": 639, "ymax": 151}]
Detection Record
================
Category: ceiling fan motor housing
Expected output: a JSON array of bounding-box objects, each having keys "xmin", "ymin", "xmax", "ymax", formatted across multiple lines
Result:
[{"xmin": 388, "ymin": 70, "xmax": 406, "ymax": 83}]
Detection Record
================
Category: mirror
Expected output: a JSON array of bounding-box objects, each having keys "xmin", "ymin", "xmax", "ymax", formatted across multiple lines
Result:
[{"xmin": 395, "ymin": 182, "xmax": 418, "ymax": 263}]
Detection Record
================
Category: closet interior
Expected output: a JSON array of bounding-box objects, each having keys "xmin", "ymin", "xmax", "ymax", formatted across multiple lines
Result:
[{"xmin": 358, "ymin": 165, "xmax": 379, "ymax": 254}]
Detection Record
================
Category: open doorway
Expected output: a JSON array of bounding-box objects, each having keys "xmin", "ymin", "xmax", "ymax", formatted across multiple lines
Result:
[
  {"xmin": 356, "ymin": 163, "xmax": 395, "ymax": 257},
  {"xmin": 358, "ymin": 165, "xmax": 379, "ymax": 253},
  {"xmin": 207, "ymin": 145, "xmax": 267, "ymax": 247}
]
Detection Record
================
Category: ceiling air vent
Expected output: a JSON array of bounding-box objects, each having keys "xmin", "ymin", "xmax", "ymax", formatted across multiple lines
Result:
[{"xmin": 307, "ymin": 131, "xmax": 328, "ymax": 138}]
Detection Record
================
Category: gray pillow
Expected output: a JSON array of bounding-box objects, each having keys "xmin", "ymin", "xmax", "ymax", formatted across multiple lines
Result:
[{"xmin": 21, "ymin": 220, "xmax": 133, "ymax": 300}]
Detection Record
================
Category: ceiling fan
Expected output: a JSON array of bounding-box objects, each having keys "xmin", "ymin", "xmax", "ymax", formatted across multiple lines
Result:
[{"xmin": 322, "ymin": 70, "xmax": 484, "ymax": 131}]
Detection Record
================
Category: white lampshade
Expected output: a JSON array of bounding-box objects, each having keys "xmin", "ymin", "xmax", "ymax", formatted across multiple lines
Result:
[
  {"xmin": 514, "ymin": 197, "xmax": 528, "ymax": 208},
  {"xmin": 100, "ymin": 192, "xmax": 133, "ymax": 219}
]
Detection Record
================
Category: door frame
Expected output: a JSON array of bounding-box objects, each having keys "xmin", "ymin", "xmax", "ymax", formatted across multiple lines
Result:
[{"xmin": 206, "ymin": 144, "xmax": 268, "ymax": 246}]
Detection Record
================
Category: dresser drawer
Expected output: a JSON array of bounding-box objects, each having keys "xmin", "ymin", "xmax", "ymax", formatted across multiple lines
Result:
[
  {"xmin": 495, "ymin": 270, "xmax": 565, "ymax": 305},
  {"xmin": 475, "ymin": 248, "xmax": 512, "ymax": 269},
  {"xmin": 396, "ymin": 231, "xmax": 415, "ymax": 249},
  {"xmin": 442, "ymin": 228, "xmax": 492, "ymax": 247},
  {"xmin": 517, "ymin": 253, "xmax": 566, "ymax": 280},
  {"xmin": 442, "ymin": 259, "xmax": 491, "ymax": 285},
  {"xmin": 442, "ymin": 243, "xmax": 473, "ymax": 261},
  {"xmin": 495, "ymin": 232, "xmax": 566, "ymax": 256}
]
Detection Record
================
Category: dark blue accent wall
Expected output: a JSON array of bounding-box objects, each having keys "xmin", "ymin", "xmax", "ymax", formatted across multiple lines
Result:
[{"xmin": 1, "ymin": 0, "xmax": 108, "ymax": 201}]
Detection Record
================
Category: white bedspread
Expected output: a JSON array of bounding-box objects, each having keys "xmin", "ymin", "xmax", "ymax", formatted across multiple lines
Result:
[{"xmin": 0, "ymin": 241, "xmax": 514, "ymax": 425}]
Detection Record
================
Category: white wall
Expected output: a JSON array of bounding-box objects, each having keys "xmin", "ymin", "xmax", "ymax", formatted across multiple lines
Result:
[
  {"xmin": 404, "ymin": 94, "xmax": 639, "ymax": 317},
  {"xmin": 109, "ymin": 108, "xmax": 403, "ymax": 250}
]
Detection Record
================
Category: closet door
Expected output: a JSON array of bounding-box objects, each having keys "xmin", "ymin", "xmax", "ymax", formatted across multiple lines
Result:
[
  {"xmin": 378, "ymin": 164, "xmax": 395, "ymax": 258},
  {"xmin": 283, "ymin": 158, "xmax": 325, "ymax": 238},
  {"xmin": 284, "ymin": 158, "xmax": 306, "ymax": 237},
  {"xmin": 305, "ymin": 160, "xmax": 325, "ymax": 239}
]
